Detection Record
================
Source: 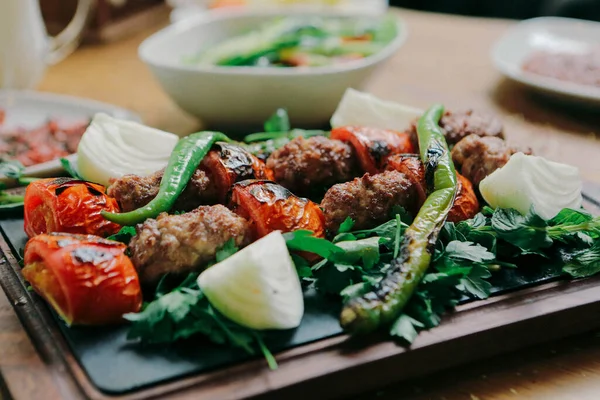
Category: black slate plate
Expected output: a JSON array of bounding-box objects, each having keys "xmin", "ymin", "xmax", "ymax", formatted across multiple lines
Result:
[{"xmin": 4, "ymin": 187, "xmax": 600, "ymax": 395}]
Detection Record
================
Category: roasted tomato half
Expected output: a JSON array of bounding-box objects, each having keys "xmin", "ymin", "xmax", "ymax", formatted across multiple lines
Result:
[
  {"xmin": 386, "ymin": 154, "xmax": 427, "ymax": 208},
  {"xmin": 229, "ymin": 180, "xmax": 325, "ymax": 239},
  {"xmin": 24, "ymin": 178, "xmax": 121, "ymax": 238},
  {"xmin": 22, "ymin": 233, "xmax": 142, "ymax": 326},
  {"xmin": 200, "ymin": 142, "xmax": 275, "ymax": 203},
  {"xmin": 448, "ymin": 173, "xmax": 480, "ymax": 223},
  {"xmin": 331, "ymin": 127, "xmax": 415, "ymax": 174}
]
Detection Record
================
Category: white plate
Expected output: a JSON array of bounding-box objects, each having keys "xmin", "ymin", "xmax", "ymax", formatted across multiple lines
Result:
[
  {"xmin": 491, "ymin": 17, "xmax": 600, "ymax": 103},
  {"xmin": 0, "ymin": 90, "xmax": 141, "ymax": 179}
]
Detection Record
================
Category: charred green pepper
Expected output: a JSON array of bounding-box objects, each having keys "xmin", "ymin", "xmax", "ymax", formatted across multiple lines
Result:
[
  {"xmin": 340, "ymin": 104, "xmax": 458, "ymax": 334},
  {"xmin": 102, "ymin": 131, "xmax": 230, "ymax": 226}
]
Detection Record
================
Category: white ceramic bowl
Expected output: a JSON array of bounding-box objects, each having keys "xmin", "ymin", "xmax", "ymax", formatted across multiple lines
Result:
[{"xmin": 139, "ymin": 10, "xmax": 407, "ymax": 130}]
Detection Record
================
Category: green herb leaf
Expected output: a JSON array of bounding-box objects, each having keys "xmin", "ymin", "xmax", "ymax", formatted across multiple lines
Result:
[
  {"xmin": 561, "ymin": 242, "xmax": 600, "ymax": 278},
  {"xmin": 445, "ymin": 241, "xmax": 495, "ymax": 263},
  {"xmin": 264, "ymin": 108, "xmax": 290, "ymax": 133},
  {"xmin": 106, "ymin": 226, "xmax": 137, "ymax": 244},
  {"xmin": 215, "ymin": 239, "xmax": 239, "ymax": 263},
  {"xmin": 60, "ymin": 158, "xmax": 84, "ymax": 180},
  {"xmin": 338, "ymin": 217, "xmax": 355, "ymax": 234},
  {"xmin": 0, "ymin": 159, "xmax": 25, "ymax": 180},
  {"xmin": 333, "ymin": 237, "xmax": 382, "ymax": 270},
  {"xmin": 284, "ymin": 230, "xmax": 344, "ymax": 259},
  {"xmin": 491, "ymin": 208, "xmax": 552, "ymax": 250},
  {"xmin": 458, "ymin": 264, "xmax": 492, "ymax": 299},
  {"xmin": 390, "ymin": 314, "xmax": 425, "ymax": 343}
]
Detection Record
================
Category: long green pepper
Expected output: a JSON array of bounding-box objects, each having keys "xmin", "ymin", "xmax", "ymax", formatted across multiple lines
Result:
[
  {"xmin": 102, "ymin": 131, "xmax": 230, "ymax": 226},
  {"xmin": 340, "ymin": 104, "xmax": 458, "ymax": 334}
]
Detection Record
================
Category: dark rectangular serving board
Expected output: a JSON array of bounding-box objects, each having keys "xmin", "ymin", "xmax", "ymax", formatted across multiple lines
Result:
[{"xmin": 1, "ymin": 187, "xmax": 600, "ymax": 398}]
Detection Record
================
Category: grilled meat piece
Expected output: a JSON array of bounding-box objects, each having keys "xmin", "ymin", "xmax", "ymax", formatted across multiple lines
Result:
[
  {"xmin": 321, "ymin": 170, "xmax": 418, "ymax": 233},
  {"xmin": 128, "ymin": 205, "xmax": 251, "ymax": 285},
  {"xmin": 107, "ymin": 168, "xmax": 216, "ymax": 213},
  {"xmin": 408, "ymin": 110, "xmax": 504, "ymax": 149},
  {"xmin": 266, "ymin": 136, "xmax": 358, "ymax": 197},
  {"xmin": 385, "ymin": 154, "xmax": 480, "ymax": 223},
  {"xmin": 451, "ymin": 134, "xmax": 531, "ymax": 188},
  {"xmin": 107, "ymin": 143, "xmax": 272, "ymax": 212}
]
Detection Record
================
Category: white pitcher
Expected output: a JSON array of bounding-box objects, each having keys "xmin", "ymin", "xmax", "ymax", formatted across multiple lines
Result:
[{"xmin": 0, "ymin": 0, "xmax": 93, "ymax": 89}]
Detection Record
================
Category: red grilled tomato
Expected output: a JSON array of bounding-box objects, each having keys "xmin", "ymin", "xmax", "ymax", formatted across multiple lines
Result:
[
  {"xmin": 386, "ymin": 154, "xmax": 427, "ymax": 208},
  {"xmin": 448, "ymin": 173, "xmax": 480, "ymax": 223},
  {"xmin": 200, "ymin": 142, "xmax": 274, "ymax": 203},
  {"xmin": 229, "ymin": 180, "xmax": 325, "ymax": 239},
  {"xmin": 24, "ymin": 178, "xmax": 121, "ymax": 238},
  {"xmin": 331, "ymin": 127, "xmax": 415, "ymax": 174},
  {"xmin": 22, "ymin": 233, "xmax": 142, "ymax": 326}
]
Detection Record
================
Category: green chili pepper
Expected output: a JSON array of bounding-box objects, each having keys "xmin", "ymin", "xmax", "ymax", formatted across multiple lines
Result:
[
  {"xmin": 102, "ymin": 131, "xmax": 230, "ymax": 226},
  {"xmin": 339, "ymin": 104, "xmax": 458, "ymax": 334}
]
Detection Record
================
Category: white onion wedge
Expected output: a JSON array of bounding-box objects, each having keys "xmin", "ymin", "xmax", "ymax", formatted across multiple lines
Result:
[
  {"xmin": 77, "ymin": 113, "xmax": 178, "ymax": 186},
  {"xmin": 480, "ymin": 152, "xmax": 583, "ymax": 220},
  {"xmin": 197, "ymin": 231, "xmax": 304, "ymax": 330},
  {"xmin": 330, "ymin": 88, "xmax": 423, "ymax": 131}
]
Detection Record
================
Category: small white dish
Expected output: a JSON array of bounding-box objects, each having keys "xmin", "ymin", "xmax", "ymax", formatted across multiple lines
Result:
[
  {"xmin": 139, "ymin": 10, "xmax": 407, "ymax": 129},
  {"xmin": 491, "ymin": 17, "xmax": 600, "ymax": 103},
  {"xmin": 0, "ymin": 90, "xmax": 141, "ymax": 178}
]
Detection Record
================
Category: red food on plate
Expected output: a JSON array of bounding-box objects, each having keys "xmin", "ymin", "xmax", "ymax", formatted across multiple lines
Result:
[
  {"xmin": 331, "ymin": 126, "xmax": 415, "ymax": 174},
  {"xmin": 0, "ymin": 116, "xmax": 88, "ymax": 167},
  {"xmin": 229, "ymin": 180, "xmax": 325, "ymax": 239},
  {"xmin": 200, "ymin": 142, "xmax": 274, "ymax": 203},
  {"xmin": 448, "ymin": 173, "xmax": 480, "ymax": 223},
  {"xmin": 22, "ymin": 233, "xmax": 142, "ymax": 326},
  {"xmin": 385, "ymin": 154, "xmax": 428, "ymax": 207},
  {"xmin": 24, "ymin": 178, "xmax": 121, "ymax": 238}
]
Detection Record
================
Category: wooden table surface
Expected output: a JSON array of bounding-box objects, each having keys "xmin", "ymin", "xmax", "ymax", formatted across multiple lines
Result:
[{"xmin": 2, "ymin": 6, "xmax": 600, "ymax": 400}]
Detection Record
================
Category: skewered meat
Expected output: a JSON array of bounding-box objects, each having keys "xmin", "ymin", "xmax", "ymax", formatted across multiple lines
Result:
[
  {"xmin": 408, "ymin": 110, "xmax": 504, "ymax": 149},
  {"xmin": 385, "ymin": 155, "xmax": 427, "ymax": 206},
  {"xmin": 128, "ymin": 205, "xmax": 251, "ymax": 285},
  {"xmin": 321, "ymin": 170, "xmax": 419, "ymax": 233},
  {"xmin": 451, "ymin": 134, "xmax": 530, "ymax": 188},
  {"xmin": 385, "ymin": 154, "xmax": 479, "ymax": 223},
  {"xmin": 229, "ymin": 180, "xmax": 325, "ymax": 240},
  {"xmin": 107, "ymin": 143, "xmax": 272, "ymax": 212},
  {"xmin": 330, "ymin": 127, "xmax": 415, "ymax": 174},
  {"xmin": 266, "ymin": 136, "xmax": 359, "ymax": 197},
  {"xmin": 107, "ymin": 168, "xmax": 216, "ymax": 213}
]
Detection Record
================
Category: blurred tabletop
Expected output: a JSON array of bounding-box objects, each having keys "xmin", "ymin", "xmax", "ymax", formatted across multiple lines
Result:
[{"xmin": 2, "ymin": 5, "xmax": 600, "ymax": 400}]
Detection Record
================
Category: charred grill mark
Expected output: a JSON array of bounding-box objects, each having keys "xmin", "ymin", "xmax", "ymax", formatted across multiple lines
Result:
[
  {"xmin": 217, "ymin": 142, "xmax": 256, "ymax": 180},
  {"xmin": 425, "ymin": 146, "xmax": 444, "ymax": 192},
  {"xmin": 71, "ymin": 247, "xmax": 114, "ymax": 264},
  {"xmin": 368, "ymin": 140, "xmax": 391, "ymax": 165},
  {"xmin": 248, "ymin": 181, "xmax": 293, "ymax": 203}
]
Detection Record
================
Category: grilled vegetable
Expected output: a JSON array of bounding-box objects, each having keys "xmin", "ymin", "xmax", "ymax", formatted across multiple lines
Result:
[
  {"xmin": 201, "ymin": 142, "xmax": 274, "ymax": 203},
  {"xmin": 331, "ymin": 126, "xmax": 415, "ymax": 174},
  {"xmin": 102, "ymin": 131, "xmax": 230, "ymax": 225},
  {"xmin": 386, "ymin": 155, "xmax": 479, "ymax": 223},
  {"xmin": 198, "ymin": 231, "xmax": 304, "ymax": 330},
  {"xmin": 22, "ymin": 233, "xmax": 142, "ymax": 326},
  {"xmin": 340, "ymin": 104, "xmax": 458, "ymax": 334},
  {"xmin": 448, "ymin": 173, "xmax": 480, "ymax": 223},
  {"xmin": 24, "ymin": 178, "xmax": 121, "ymax": 238},
  {"xmin": 229, "ymin": 180, "xmax": 325, "ymax": 239}
]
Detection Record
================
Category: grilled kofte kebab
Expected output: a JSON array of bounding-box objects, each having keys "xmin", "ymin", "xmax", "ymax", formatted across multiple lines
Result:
[{"xmin": 100, "ymin": 109, "xmax": 524, "ymax": 285}]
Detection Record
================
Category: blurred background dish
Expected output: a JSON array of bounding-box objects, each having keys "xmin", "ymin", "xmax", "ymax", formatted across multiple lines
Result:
[
  {"xmin": 168, "ymin": 0, "xmax": 389, "ymax": 23},
  {"xmin": 491, "ymin": 17, "xmax": 600, "ymax": 104},
  {"xmin": 0, "ymin": 90, "xmax": 140, "ymax": 179},
  {"xmin": 139, "ymin": 10, "xmax": 406, "ymax": 131}
]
